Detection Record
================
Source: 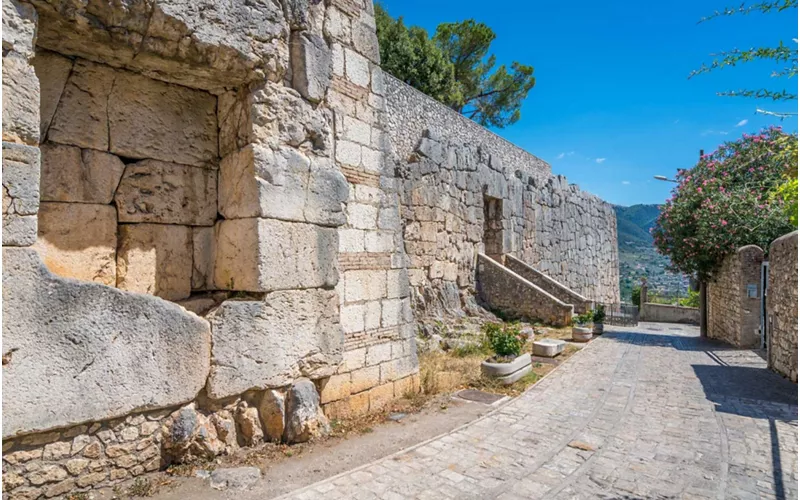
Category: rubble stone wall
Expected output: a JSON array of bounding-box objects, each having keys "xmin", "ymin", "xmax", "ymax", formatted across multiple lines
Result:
[
  {"xmin": 384, "ymin": 75, "xmax": 620, "ymax": 319},
  {"xmin": 707, "ymin": 245, "xmax": 764, "ymax": 348},
  {"xmin": 767, "ymin": 231, "xmax": 798, "ymax": 382}
]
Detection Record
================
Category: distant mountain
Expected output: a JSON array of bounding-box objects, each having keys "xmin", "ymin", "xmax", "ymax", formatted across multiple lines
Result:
[{"xmin": 613, "ymin": 204, "xmax": 689, "ymax": 302}]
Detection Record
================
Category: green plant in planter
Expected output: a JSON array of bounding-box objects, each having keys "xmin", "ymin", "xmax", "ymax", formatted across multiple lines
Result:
[
  {"xmin": 482, "ymin": 322, "xmax": 525, "ymax": 358},
  {"xmin": 571, "ymin": 311, "xmax": 594, "ymax": 327},
  {"xmin": 592, "ymin": 305, "xmax": 606, "ymax": 324}
]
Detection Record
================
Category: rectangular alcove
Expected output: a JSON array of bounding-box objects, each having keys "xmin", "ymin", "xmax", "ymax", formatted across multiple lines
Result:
[{"xmin": 483, "ymin": 194, "xmax": 504, "ymax": 261}]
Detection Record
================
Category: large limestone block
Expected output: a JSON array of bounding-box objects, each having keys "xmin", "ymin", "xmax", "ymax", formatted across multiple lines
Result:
[
  {"xmin": 2, "ymin": 142, "xmax": 40, "ymax": 246},
  {"xmin": 32, "ymin": 51, "xmax": 74, "ymax": 139},
  {"xmin": 109, "ymin": 71, "xmax": 218, "ymax": 167},
  {"xmin": 32, "ymin": 203, "xmax": 118, "ymax": 286},
  {"xmin": 2, "ymin": 0, "xmax": 37, "ymax": 58},
  {"xmin": 2, "ymin": 247, "xmax": 211, "ymax": 438},
  {"xmin": 40, "ymin": 143, "xmax": 126, "ymax": 204},
  {"xmin": 117, "ymin": 224, "xmax": 193, "ymax": 301},
  {"xmin": 206, "ymin": 289, "xmax": 343, "ymax": 399},
  {"xmin": 115, "ymin": 159, "xmax": 218, "ymax": 225},
  {"xmin": 214, "ymin": 218, "xmax": 338, "ymax": 292},
  {"xmin": 290, "ymin": 31, "xmax": 331, "ymax": 103},
  {"xmin": 2, "ymin": 51, "xmax": 40, "ymax": 146},
  {"xmin": 219, "ymin": 145, "xmax": 346, "ymax": 226},
  {"xmin": 192, "ymin": 226, "xmax": 216, "ymax": 290},
  {"xmin": 48, "ymin": 60, "xmax": 116, "ymax": 150}
]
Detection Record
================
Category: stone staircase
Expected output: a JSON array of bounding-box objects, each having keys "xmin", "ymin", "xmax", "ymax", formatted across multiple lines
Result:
[{"xmin": 476, "ymin": 253, "xmax": 591, "ymax": 327}]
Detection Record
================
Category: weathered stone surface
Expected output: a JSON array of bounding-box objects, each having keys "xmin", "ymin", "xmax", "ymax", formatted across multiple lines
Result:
[
  {"xmin": 219, "ymin": 145, "xmax": 346, "ymax": 226},
  {"xmin": 48, "ymin": 60, "xmax": 116, "ymax": 151},
  {"xmin": 258, "ymin": 390, "xmax": 286, "ymax": 442},
  {"xmin": 163, "ymin": 404, "xmax": 225, "ymax": 463},
  {"xmin": 32, "ymin": 202, "xmax": 118, "ymax": 286},
  {"xmin": 2, "ymin": 142, "xmax": 40, "ymax": 246},
  {"xmin": 250, "ymin": 82, "xmax": 332, "ymax": 152},
  {"xmin": 708, "ymin": 245, "xmax": 764, "ymax": 348},
  {"xmin": 114, "ymin": 160, "xmax": 217, "ymax": 225},
  {"xmin": 767, "ymin": 231, "xmax": 797, "ymax": 382},
  {"xmin": 2, "ymin": 51, "xmax": 39, "ymax": 146},
  {"xmin": 2, "ymin": 0, "xmax": 37, "ymax": 58},
  {"xmin": 206, "ymin": 289, "xmax": 343, "ymax": 399},
  {"xmin": 235, "ymin": 403, "xmax": 263, "ymax": 446},
  {"xmin": 192, "ymin": 227, "xmax": 217, "ymax": 291},
  {"xmin": 108, "ymin": 71, "xmax": 218, "ymax": 168},
  {"xmin": 214, "ymin": 218, "xmax": 338, "ymax": 292},
  {"xmin": 2, "ymin": 248, "xmax": 211, "ymax": 437},
  {"xmin": 291, "ymin": 31, "xmax": 331, "ymax": 103},
  {"xmin": 209, "ymin": 467, "xmax": 261, "ymax": 491},
  {"xmin": 31, "ymin": 51, "xmax": 73, "ymax": 139},
  {"xmin": 40, "ymin": 143, "xmax": 126, "ymax": 204},
  {"xmin": 284, "ymin": 378, "xmax": 330, "ymax": 444},
  {"xmin": 117, "ymin": 224, "xmax": 193, "ymax": 301}
]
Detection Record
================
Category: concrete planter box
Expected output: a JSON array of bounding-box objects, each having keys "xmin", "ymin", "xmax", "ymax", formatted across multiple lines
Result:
[
  {"xmin": 592, "ymin": 323, "xmax": 604, "ymax": 335},
  {"xmin": 572, "ymin": 326, "xmax": 592, "ymax": 342},
  {"xmin": 481, "ymin": 353, "xmax": 532, "ymax": 385},
  {"xmin": 533, "ymin": 339, "xmax": 566, "ymax": 357}
]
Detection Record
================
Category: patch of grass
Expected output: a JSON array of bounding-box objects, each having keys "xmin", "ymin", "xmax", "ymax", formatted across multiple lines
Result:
[{"xmin": 450, "ymin": 342, "xmax": 490, "ymax": 358}]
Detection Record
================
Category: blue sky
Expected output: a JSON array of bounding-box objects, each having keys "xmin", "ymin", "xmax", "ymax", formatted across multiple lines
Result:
[{"xmin": 379, "ymin": 0, "xmax": 798, "ymax": 206}]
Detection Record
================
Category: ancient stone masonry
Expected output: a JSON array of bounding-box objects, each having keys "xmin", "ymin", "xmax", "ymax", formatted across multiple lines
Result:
[
  {"xmin": 2, "ymin": 0, "xmax": 619, "ymax": 496},
  {"xmin": 707, "ymin": 245, "xmax": 764, "ymax": 348},
  {"xmin": 767, "ymin": 231, "xmax": 798, "ymax": 382}
]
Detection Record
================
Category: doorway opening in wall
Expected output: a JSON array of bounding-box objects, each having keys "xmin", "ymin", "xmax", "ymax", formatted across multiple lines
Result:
[{"xmin": 483, "ymin": 194, "xmax": 504, "ymax": 262}]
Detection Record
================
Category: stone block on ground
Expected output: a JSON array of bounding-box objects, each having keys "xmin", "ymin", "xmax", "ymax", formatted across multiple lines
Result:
[
  {"xmin": 214, "ymin": 218, "xmax": 338, "ymax": 292},
  {"xmin": 108, "ymin": 70, "xmax": 218, "ymax": 168},
  {"xmin": 533, "ymin": 339, "xmax": 566, "ymax": 358},
  {"xmin": 284, "ymin": 378, "xmax": 330, "ymax": 444},
  {"xmin": 114, "ymin": 159, "xmax": 217, "ymax": 225},
  {"xmin": 40, "ymin": 143, "xmax": 125, "ymax": 204},
  {"xmin": 3, "ymin": 247, "xmax": 211, "ymax": 438},
  {"xmin": 206, "ymin": 289, "xmax": 343, "ymax": 399},
  {"xmin": 117, "ymin": 224, "xmax": 193, "ymax": 301},
  {"xmin": 32, "ymin": 202, "xmax": 117, "ymax": 286}
]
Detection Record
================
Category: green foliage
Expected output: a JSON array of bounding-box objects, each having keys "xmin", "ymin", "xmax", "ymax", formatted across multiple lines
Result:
[
  {"xmin": 652, "ymin": 127, "xmax": 797, "ymax": 279},
  {"xmin": 592, "ymin": 305, "xmax": 606, "ymax": 324},
  {"xmin": 375, "ymin": 5, "xmax": 456, "ymax": 102},
  {"xmin": 571, "ymin": 311, "xmax": 594, "ymax": 327},
  {"xmin": 691, "ymin": 0, "xmax": 797, "ymax": 117},
  {"xmin": 678, "ymin": 289, "xmax": 701, "ymax": 308},
  {"xmin": 483, "ymin": 322, "xmax": 525, "ymax": 358},
  {"xmin": 374, "ymin": 5, "xmax": 535, "ymax": 128},
  {"xmin": 769, "ymin": 133, "xmax": 799, "ymax": 226},
  {"xmin": 631, "ymin": 285, "xmax": 642, "ymax": 306}
]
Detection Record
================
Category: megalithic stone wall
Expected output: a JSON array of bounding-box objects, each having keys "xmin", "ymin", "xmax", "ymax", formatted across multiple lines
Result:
[{"xmin": 767, "ymin": 231, "xmax": 798, "ymax": 382}]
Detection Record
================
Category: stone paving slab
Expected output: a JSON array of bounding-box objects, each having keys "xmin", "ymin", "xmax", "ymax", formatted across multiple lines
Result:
[{"xmin": 276, "ymin": 323, "xmax": 798, "ymax": 500}]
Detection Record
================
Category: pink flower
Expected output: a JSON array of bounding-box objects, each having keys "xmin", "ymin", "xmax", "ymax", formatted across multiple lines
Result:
[{"xmin": 721, "ymin": 220, "xmax": 728, "ymax": 226}]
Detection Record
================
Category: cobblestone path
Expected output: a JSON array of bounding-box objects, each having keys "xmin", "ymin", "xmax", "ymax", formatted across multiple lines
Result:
[{"xmin": 280, "ymin": 323, "xmax": 798, "ymax": 500}]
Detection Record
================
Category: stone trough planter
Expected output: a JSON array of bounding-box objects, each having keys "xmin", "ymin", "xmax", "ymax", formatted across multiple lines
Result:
[
  {"xmin": 533, "ymin": 338, "xmax": 566, "ymax": 357},
  {"xmin": 572, "ymin": 326, "xmax": 592, "ymax": 342},
  {"xmin": 480, "ymin": 353, "xmax": 532, "ymax": 385}
]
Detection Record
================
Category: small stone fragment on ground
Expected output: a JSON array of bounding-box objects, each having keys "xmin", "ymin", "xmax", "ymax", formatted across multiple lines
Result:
[
  {"xmin": 209, "ymin": 466, "xmax": 261, "ymax": 491},
  {"xmin": 567, "ymin": 440, "xmax": 596, "ymax": 452}
]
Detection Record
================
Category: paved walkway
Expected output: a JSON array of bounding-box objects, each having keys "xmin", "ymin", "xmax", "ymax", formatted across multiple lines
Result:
[{"xmin": 279, "ymin": 323, "xmax": 798, "ymax": 500}]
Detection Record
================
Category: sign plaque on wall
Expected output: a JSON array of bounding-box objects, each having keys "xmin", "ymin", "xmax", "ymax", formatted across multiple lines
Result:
[{"xmin": 746, "ymin": 284, "xmax": 759, "ymax": 298}]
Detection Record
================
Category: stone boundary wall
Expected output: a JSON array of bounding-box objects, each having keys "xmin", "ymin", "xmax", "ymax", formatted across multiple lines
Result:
[
  {"xmin": 504, "ymin": 254, "xmax": 591, "ymax": 313},
  {"xmin": 707, "ymin": 245, "xmax": 764, "ymax": 348},
  {"xmin": 476, "ymin": 254, "xmax": 573, "ymax": 326},
  {"xmin": 767, "ymin": 231, "xmax": 798, "ymax": 382},
  {"xmin": 641, "ymin": 303, "xmax": 700, "ymax": 325},
  {"xmin": 383, "ymin": 72, "xmax": 551, "ymax": 180}
]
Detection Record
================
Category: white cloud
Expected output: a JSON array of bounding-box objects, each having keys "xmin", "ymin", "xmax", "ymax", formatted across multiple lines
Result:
[
  {"xmin": 596, "ymin": 158, "xmax": 606, "ymax": 164},
  {"xmin": 556, "ymin": 153, "xmax": 565, "ymax": 160},
  {"xmin": 736, "ymin": 119, "xmax": 748, "ymax": 127},
  {"xmin": 621, "ymin": 181, "xmax": 631, "ymax": 185}
]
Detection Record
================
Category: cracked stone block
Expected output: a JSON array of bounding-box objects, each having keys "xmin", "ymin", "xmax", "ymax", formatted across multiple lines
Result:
[
  {"xmin": 114, "ymin": 159, "xmax": 217, "ymax": 226},
  {"xmin": 214, "ymin": 218, "xmax": 338, "ymax": 292},
  {"xmin": 291, "ymin": 31, "xmax": 331, "ymax": 103},
  {"xmin": 2, "ymin": 142, "xmax": 40, "ymax": 246},
  {"xmin": 40, "ymin": 143, "xmax": 125, "ymax": 204},
  {"xmin": 32, "ymin": 51, "xmax": 73, "ymax": 139},
  {"xmin": 32, "ymin": 202, "xmax": 118, "ymax": 287},
  {"xmin": 108, "ymin": 71, "xmax": 218, "ymax": 168},
  {"xmin": 3, "ymin": 247, "xmax": 211, "ymax": 438},
  {"xmin": 206, "ymin": 289, "xmax": 343, "ymax": 399},
  {"xmin": 48, "ymin": 60, "xmax": 116, "ymax": 151},
  {"xmin": 2, "ymin": 51, "xmax": 39, "ymax": 146},
  {"xmin": 117, "ymin": 224, "xmax": 192, "ymax": 301}
]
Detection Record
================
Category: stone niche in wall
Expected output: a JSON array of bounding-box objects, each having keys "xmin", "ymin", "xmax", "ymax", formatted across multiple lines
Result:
[{"xmin": 31, "ymin": 50, "xmax": 220, "ymax": 303}]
